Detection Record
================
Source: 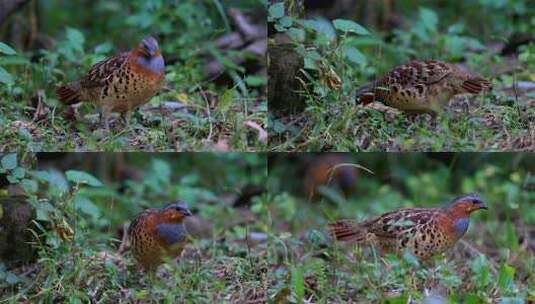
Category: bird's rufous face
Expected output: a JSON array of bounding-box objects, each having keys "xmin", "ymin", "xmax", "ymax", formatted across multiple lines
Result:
[
  {"xmin": 450, "ymin": 195, "xmax": 488, "ymax": 216},
  {"xmin": 161, "ymin": 204, "xmax": 192, "ymax": 222}
]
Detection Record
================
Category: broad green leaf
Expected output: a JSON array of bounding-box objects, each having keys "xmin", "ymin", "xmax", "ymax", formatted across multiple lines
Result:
[
  {"xmin": 298, "ymin": 18, "xmax": 336, "ymax": 40},
  {"xmin": 268, "ymin": 2, "xmax": 285, "ymax": 19},
  {"xmin": 65, "ymin": 170, "xmax": 103, "ymax": 187},
  {"xmin": 74, "ymin": 195, "xmax": 101, "ymax": 218},
  {"xmin": 0, "ymin": 42, "xmax": 16, "ymax": 55},
  {"xmin": 21, "ymin": 178, "xmax": 38, "ymax": 194},
  {"xmin": 11, "ymin": 167, "xmax": 25, "ymax": 179},
  {"xmin": 343, "ymin": 46, "xmax": 367, "ymax": 65},
  {"xmin": 35, "ymin": 201, "xmax": 56, "ymax": 221},
  {"xmin": 287, "ymin": 27, "xmax": 305, "ymax": 42},
  {"xmin": 1, "ymin": 153, "xmax": 17, "ymax": 170},
  {"xmin": 66, "ymin": 28, "xmax": 85, "ymax": 47},
  {"xmin": 419, "ymin": 8, "xmax": 438, "ymax": 32},
  {"xmin": 445, "ymin": 35, "xmax": 465, "ymax": 57},
  {"xmin": 279, "ymin": 16, "xmax": 293, "ymax": 28},
  {"xmin": 333, "ymin": 19, "xmax": 370, "ymax": 35},
  {"xmin": 94, "ymin": 42, "xmax": 112, "ymax": 54},
  {"xmin": 0, "ymin": 66, "xmax": 14, "ymax": 85}
]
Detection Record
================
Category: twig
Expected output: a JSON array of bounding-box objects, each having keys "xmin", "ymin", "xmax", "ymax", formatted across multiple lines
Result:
[
  {"xmin": 117, "ymin": 223, "xmax": 129, "ymax": 255},
  {"xmin": 228, "ymin": 8, "xmax": 265, "ymax": 41}
]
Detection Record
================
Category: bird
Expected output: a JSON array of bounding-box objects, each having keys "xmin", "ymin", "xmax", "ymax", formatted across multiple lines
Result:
[
  {"xmin": 356, "ymin": 60, "xmax": 491, "ymax": 113},
  {"xmin": 55, "ymin": 36, "xmax": 165, "ymax": 129},
  {"xmin": 328, "ymin": 194, "xmax": 487, "ymax": 259},
  {"xmin": 128, "ymin": 201, "xmax": 192, "ymax": 270},
  {"xmin": 303, "ymin": 154, "xmax": 358, "ymax": 200}
]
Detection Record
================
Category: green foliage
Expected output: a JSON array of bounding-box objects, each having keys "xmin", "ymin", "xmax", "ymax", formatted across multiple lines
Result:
[{"xmin": 0, "ymin": 41, "xmax": 16, "ymax": 85}]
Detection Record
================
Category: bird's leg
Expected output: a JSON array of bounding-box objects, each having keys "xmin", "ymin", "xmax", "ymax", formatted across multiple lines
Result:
[
  {"xmin": 100, "ymin": 107, "xmax": 112, "ymax": 131},
  {"xmin": 122, "ymin": 111, "xmax": 133, "ymax": 129}
]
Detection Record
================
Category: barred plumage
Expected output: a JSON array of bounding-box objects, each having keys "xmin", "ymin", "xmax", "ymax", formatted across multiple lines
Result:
[
  {"xmin": 356, "ymin": 60, "xmax": 491, "ymax": 113},
  {"xmin": 128, "ymin": 201, "xmax": 192, "ymax": 270},
  {"xmin": 56, "ymin": 36, "xmax": 165, "ymax": 129},
  {"xmin": 329, "ymin": 194, "xmax": 487, "ymax": 259}
]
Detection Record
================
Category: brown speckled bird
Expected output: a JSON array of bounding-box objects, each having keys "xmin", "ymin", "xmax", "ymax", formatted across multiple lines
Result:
[
  {"xmin": 128, "ymin": 201, "xmax": 191, "ymax": 270},
  {"xmin": 356, "ymin": 60, "xmax": 491, "ymax": 113},
  {"xmin": 56, "ymin": 36, "xmax": 165, "ymax": 129},
  {"xmin": 329, "ymin": 194, "xmax": 487, "ymax": 259}
]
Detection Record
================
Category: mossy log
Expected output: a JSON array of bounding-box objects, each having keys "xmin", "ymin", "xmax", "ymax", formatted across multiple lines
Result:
[
  {"xmin": 268, "ymin": 0, "xmax": 306, "ymax": 115},
  {"xmin": 268, "ymin": 43, "xmax": 305, "ymax": 114},
  {"xmin": 0, "ymin": 196, "xmax": 37, "ymax": 264}
]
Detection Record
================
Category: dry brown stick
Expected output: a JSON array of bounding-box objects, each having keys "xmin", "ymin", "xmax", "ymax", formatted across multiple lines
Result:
[
  {"xmin": 228, "ymin": 8, "xmax": 265, "ymax": 41},
  {"xmin": 117, "ymin": 223, "xmax": 129, "ymax": 255}
]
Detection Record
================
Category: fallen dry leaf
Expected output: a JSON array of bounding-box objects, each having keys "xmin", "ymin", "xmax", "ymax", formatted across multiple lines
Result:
[{"xmin": 243, "ymin": 120, "xmax": 267, "ymax": 144}]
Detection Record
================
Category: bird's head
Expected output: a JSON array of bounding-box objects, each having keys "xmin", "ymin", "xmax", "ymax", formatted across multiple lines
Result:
[
  {"xmin": 137, "ymin": 36, "xmax": 161, "ymax": 58},
  {"xmin": 161, "ymin": 200, "xmax": 192, "ymax": 222},
  {"xmin": 446, "ymin": 194, "xmax": 488, "ymax": 218}
]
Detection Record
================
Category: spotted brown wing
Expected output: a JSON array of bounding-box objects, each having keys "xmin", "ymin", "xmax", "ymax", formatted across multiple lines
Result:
[
  {"xmin": 363, "ymin": 208, "xmax": 439, "ymax": 239},
  {"xmin": 80, "ymin": 53, "xmax": 129, "ymax": 89}
]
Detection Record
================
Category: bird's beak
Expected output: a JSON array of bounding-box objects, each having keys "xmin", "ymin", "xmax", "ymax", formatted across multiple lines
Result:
[
  {"xmin": 477, "ymin": 202, "xmax": 488, "ymax": 210},
  {"xmin": 179, "ymin": 207, "xmax": 192, "ymax": 216}
]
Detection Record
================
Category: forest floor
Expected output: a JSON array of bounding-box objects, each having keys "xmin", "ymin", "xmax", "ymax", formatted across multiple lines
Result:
[
  {"xmin": 1, "ymin": 157, "xmax": 533, "ymax": 302},
  {"xmin": 269, "ymin": 61, "xmax": 534, "ymax": 152},
  {"xmin": 0, "ymin": 90, "xmax": 267, "ymax": 152}
]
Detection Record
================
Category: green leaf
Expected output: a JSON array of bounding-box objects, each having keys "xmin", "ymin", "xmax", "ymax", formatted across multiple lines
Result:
[
  {"xmin": 332, "ymin": 19, "xmax": 370, "ymax": 35},
  {"xmin": 0, "ymin": 42, "xmax": 16, "ymax": 55},
  {"xmin": 471, "ymin": 254, "xmax": 491, "ymax": 289},
  {"xmin": 74, "ymin": 195, "xmax": 101, "ymax": 218},
  {"xmin": 268, "ymin": 3, "xmax": 285, "ymax": 19},
  {"xmin": 12, "ymin": 167, "xmax": 25, "ymax": 178},
  {"xmin": 299, "ymin": 19, "xmax": 336, "ymax": 40},
  {"xmin": 35, "ymin": 201, "xmax": 56, "ymax": 221},
  {"xmin": 343, "ymin": 46, "xmax": 367, "ymax": 65},
  {"xmin": 419, "ymin": 8, "xmax": 438, "ymax": 32},
  {"xmin": 504, "ymin": 220, "xmax": 519, "ymax": 251},
  {"xmin": 291, "ymin": 266, "xmax": 304, "ymax": 303},
  {"xmin": 0, "ymin": 66, "xmax": 14, "ymax": 85},
  {"xmin": 21, "ymin": 179, "xmax": 38, "ymax": 194},
  {"xmin": 66, "ymin": 28, "xmax": 85, "ymax": 47},
  {"xmin": 498, "ymin": 264, "xmax": 515, "ymax": 292},
  {"xmin": 218, "ymin": 89, "xmax": 235, "ymax": 113},
  {"xmin": 65, "ymin": 170, "xmax": 103, "ymax": 187},
  {"xmin": 1, "ymin": 154, "xmax": 17, "ymax": 170},
  {"xmin": 94, "ymin": 42, "xmax": 112, "ymax": 54},
  {"xmin": 287, "ymin": 27, "xmax": 305, "ymax": 42},
  {"xmin": 316, "ymin": 185, "xmax": 346, "ymax": 206}
]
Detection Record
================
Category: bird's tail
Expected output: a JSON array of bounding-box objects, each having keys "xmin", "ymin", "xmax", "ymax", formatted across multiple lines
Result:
[
  {"xmin": 462, "ymin": 77, "xmax": 492, "ymax": 94},
  {"xmin": 355, "ymin": 81, "xmax": 386, "ymax": 105},
  {"xmin": 328, "ymin": 219, "xmax": 366, "ymax": 243},
  {"xmin": 55, "ymin": 83, "xmax": 81, "ymax": 105}
]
